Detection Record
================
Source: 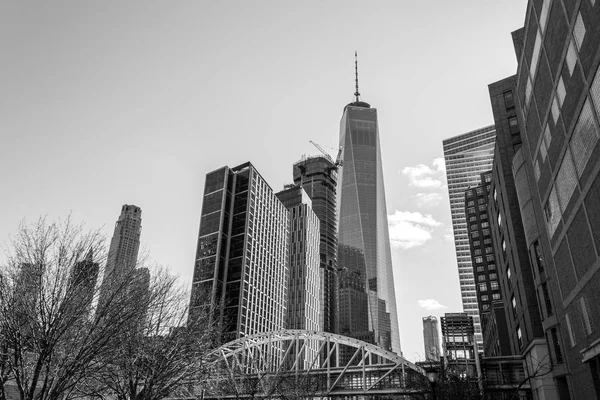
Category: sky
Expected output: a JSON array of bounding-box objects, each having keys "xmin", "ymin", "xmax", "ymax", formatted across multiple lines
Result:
[{"xmin": 0, "ymin": 0, "xmax": 527, "ymax": 362}]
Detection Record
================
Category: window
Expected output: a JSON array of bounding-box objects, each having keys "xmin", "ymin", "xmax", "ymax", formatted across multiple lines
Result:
[
  {"xmin": 475, "ymin": 256, "xmax": 483, "ymax": 264},
  {"xmin": 486, "ymin": 254, "xmax": 494, "ymax": 262},
  {"xmin": 490, "ymin": 281, "xmax": 499, "ymax": 291},
  {"xmin": 469, "ymin": 216, "xmax": 477, "ymax": 222},
  {"xmin": 581, "ymin": 296, "xmax": 592, "ymax": 335},
  {"xmin": 468, "ymin": 200, "xmax": 475, "ymax": 206},
  {"xmin": 476, "ymin": 266, "xmax": 485, "ymax": 272},
  {"xmin": 565, "ymin": 314, "xmax": 576, "ymax": 346},
  {"xmin": 551, "ymin": 96, "xmax": 560, "ymax": 124},
  {"xmin": 473, "ymin": 240, "xmax": 480, "ymax": 247},
  {"xmin": 555, "ymin": 150, "xmax": 577, "ymax": 209},
  {"xmin": 489, "ymin": 273, "xmax": 497, "ymax": 280},
  {"xmin": 551, "ymin": 328, "xmax": 564, "ymax": 363},
  {"xmin": 517, "ymin": 326, "xmax": 523, "ymax": 349},
  {"xmin": 478, "ymin": 275, "xmax": 486, "ymax": 282},
  {"xmin": 498, "ymin": 214, "xmax": 502, "ymax": 227},
  {"xmin": 508, "ymin": 116, "xmax": 519, "ymax": 134},
  {"xmin": 507, "ymin": 268, "xmax": 512, "ymax": 280},
  {"xmin": 504, "ymin": 91, "xmax": 514, "ymax": 110},
  {"xmin": 482, "ymin": 304, "xmax": 490, "ymax": 311},
  {"xmin": 502, "ymin": 240, "xmax": 507, "ymax": 252},
  {"xmin": 479, "ymin": 283, "xmax": 488, "ymax": 292},
  {"xmin": 474, "ymin": 249, "xmax": 482, "ymax": 256},
  {"xmin": 570, "ymin": 98, "xmax": 599, "ymax": 177},
  {"xmin": 484, "ymin": 238, "xmax": 492, "ymax": 245},
  {"xmin": 470, "ymin": 224, "xmax": 478, "ymax": 232},
  {"xmin": 545, "ymin": 187, "xmax": 561, "ymax": 235},
  {"xmin": 476, "ymin": 187, "xmax": 484, "ymax": 195},
  {"xmin": 481, "ymin": 295, "xmax": 489, "ymax": 302},
  {"xmin": 557, "ymin": 77, "xmax": 566, "ymax": 107},
  {"xmin": 532, "ymin": 241, "xmax": 545, "ymax": 274},
  {"xmin": 566, "ymin": 39, "xmax": 577, "ymax": 76},
  {"xmin": 488, "ymin": 263, "xmax": 496, "ymax": 271},
  {"xmin": 468, "ymin": 207, "xmax": 476, "ymax": 214},
  {"xmin": 481, "ymin": 221, "xmax": 489, "ymax": 228},
  {"xmin": 479, "ymin": 205, "xmax": 487, "ymax": 212},
  {"xmin": 494, "ymin": 188, "xmax": 497, "ymax": 202},
  {"xmin": 485, "ymin": 246, "xmax": 493, "ymax": 254},
  {"xmin": 471, "ymin": 231, "xmax": 480, "ymax": 239},
  {"xmin": 542, "ymin": 282, "xmax": 553, "ymax": 316},
  {"xmin": 493, "ymin": 293, "xmax": 501, "ymax": 300},
  {"xmin": 574, "ymin": 12, "xmax": 586, "ymax": 49},
  {"xmin": 511, "ymin": 296, "xmax": 517, "ymax": 317}
]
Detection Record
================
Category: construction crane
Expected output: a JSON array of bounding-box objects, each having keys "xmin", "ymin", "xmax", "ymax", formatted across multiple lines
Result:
[{"xmin": 309, "ymin": 141, "xmax": 344, "ymax": 169}]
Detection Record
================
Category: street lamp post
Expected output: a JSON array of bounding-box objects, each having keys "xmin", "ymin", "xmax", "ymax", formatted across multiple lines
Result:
[{"xmin": 422, "ymin": 362, "xmax": 439, "ymax": 400}]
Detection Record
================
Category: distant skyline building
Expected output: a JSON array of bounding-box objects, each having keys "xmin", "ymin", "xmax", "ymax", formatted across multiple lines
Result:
[
  {"xmin": 336, "ymin": 57, "xmax": 400, "ymax": 354},
  {"xmin": 293, "ymin": 155, "xmax": 339, "ymax": 334},
  {"xmin": 188, "ymin": 162, "xmax": 289, "ymax": 343},
  {"xmin": 67, "ymin": 250, "xmax": 100, "ymax": 317},
  {"xmin": 442, "ymin": 126, "xmax": 496, "ymax": 350},
  {"xmin": 99, "ymin": 204, "xmax": 142, "ymax": 308},
  {"xmin": 422, "ymin": 316, "xmax": 440, "ymax": 361}
]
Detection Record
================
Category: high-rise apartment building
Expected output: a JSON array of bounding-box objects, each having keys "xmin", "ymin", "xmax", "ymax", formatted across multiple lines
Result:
[
  {"xmin": 507, "ymin": 1, "xmax": 600, "ymax": 397},
  {"xmin": 276, "ymin": 185, "xmax": 321, "ymax": 368},
  {"xmin": 337, "ymin": 70, "xmax": 400, "ymax": 354},
  {"xmin": 275, "ymin": 185, "xmax": 321, "ymax": 332},
  {"xmin": 464, "ymin": 172, "xmax": 511, "ymax": 358},
  {"xmin": 443, "ymin": 126, "xmax": 496, "ymax": 349},
  {"xmin": 188, "ymin": 162, "xmax": 289, "ymax": 343},
  {"xmin": 99, "ymin": 205, "xmax": 142, "ymax": 308},
  {"xmin": 422, "ymin": 316, "xmax": 441, "ymax": 361},
  {"xmin": 293, "ymin": 155, "xmax": 339, "ymax": 333}
]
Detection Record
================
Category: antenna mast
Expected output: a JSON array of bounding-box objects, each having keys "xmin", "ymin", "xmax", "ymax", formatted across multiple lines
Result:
[{"xmin": 354, "ymin": 51, "xmax": 360, "ymax": 102}]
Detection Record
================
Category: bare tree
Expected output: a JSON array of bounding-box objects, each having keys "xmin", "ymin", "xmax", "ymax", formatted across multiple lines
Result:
[
  {"xmin": 93, "ymin": 268, "xmax": 219, "ymax": 400},
  {"xmin": 0, "ymin": 217, "xmax": 148, "ymax": 400}
]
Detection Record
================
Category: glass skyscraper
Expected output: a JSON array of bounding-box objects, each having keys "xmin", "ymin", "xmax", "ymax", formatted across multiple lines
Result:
[
  {"xmin": 337, "ymin": 98, "xmax": 400, "ymax": 355},
  {"xmin": 188, "ymin": 162, "xmax": 289, "ymax": 343},
  {"xmin": 442, "ymin": 126, "xmax": 496, "ymax": 349}
]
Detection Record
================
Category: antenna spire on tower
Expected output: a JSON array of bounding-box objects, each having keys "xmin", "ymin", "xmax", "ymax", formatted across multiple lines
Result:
[{"xmin": 354, "ymin": 51, "xmax": 361, "ymax": 103}]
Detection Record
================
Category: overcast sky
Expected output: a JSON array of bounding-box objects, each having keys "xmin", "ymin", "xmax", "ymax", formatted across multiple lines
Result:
[{"xmin": 0, "ymin": 0, "xmax": 527, "ymax": 361}]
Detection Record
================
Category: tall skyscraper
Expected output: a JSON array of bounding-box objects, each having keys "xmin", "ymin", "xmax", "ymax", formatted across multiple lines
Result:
[
  {"xmin": 188, "ymin": 162, "xmax": 289, "ymax": 343},
  {"xmin": 442, "ymin": 126, "xmax": 496, "ymax": 349},
  {"xmin": 293, "ymin": 155, "xmax": 339, "ymax": 333},
  {"xmin": 422, "ymin": 316, "xmax": 441, "ymax": 361},
  {"xmin": 276, "ymin": 184, "xmax": 321, "ymax": 368},
  {"xmin": 99, "ymin": 204, "xmax": 142, "ymax": 308},
  {"xmin": 336, "ymin": 56, "xmax": 400, "ymax": 354},
  {"xmin": 275, "ymin": 184, "xmax": 321, "ymax": 332}
]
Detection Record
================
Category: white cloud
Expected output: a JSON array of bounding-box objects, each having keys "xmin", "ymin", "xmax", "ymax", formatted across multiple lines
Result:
[
  {"xmin": 413, "ymin": 192, "xmax": 443, "ymax": 207},
  {"xmin": 388, "ymin": 210, "xmax": 442, "ymax": 249},
  {"xmin": 402, "ymin": 157, "xmax": 447, "ymax": 188},
  {"xmin": 418, "ymin": 299, "xmax": 448, "ymax": 311}
]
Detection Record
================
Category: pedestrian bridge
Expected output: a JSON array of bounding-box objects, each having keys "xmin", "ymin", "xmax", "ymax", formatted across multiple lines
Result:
[{"xmin": 202, "ymin": 330, "xmax": 430, "ymax": 398}]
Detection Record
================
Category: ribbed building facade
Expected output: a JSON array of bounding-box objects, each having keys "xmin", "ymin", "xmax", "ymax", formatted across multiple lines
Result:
[
  {"xmin": 275, "ymin": 185, "xmax": 321, "ymax": 332},
  {"xmin": 337, "ymin": 99, "xmax": 400, "ymax": 354},
  {"xmin": 443, "ymin": 126, "xmax": 496, "ymax": 349},
  {"xmin": 188, "ymin": 162, "xmax": 289, "ymax": 343},
  {"xmin": 293, "ymin": 155, "xmax": 339, "ymax": 334}
]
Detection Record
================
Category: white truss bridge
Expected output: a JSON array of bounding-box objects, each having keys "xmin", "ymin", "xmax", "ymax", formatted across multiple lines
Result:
[{"xmin": 201, "ymin": 330, "xmax": 430, "ymax": 398}]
